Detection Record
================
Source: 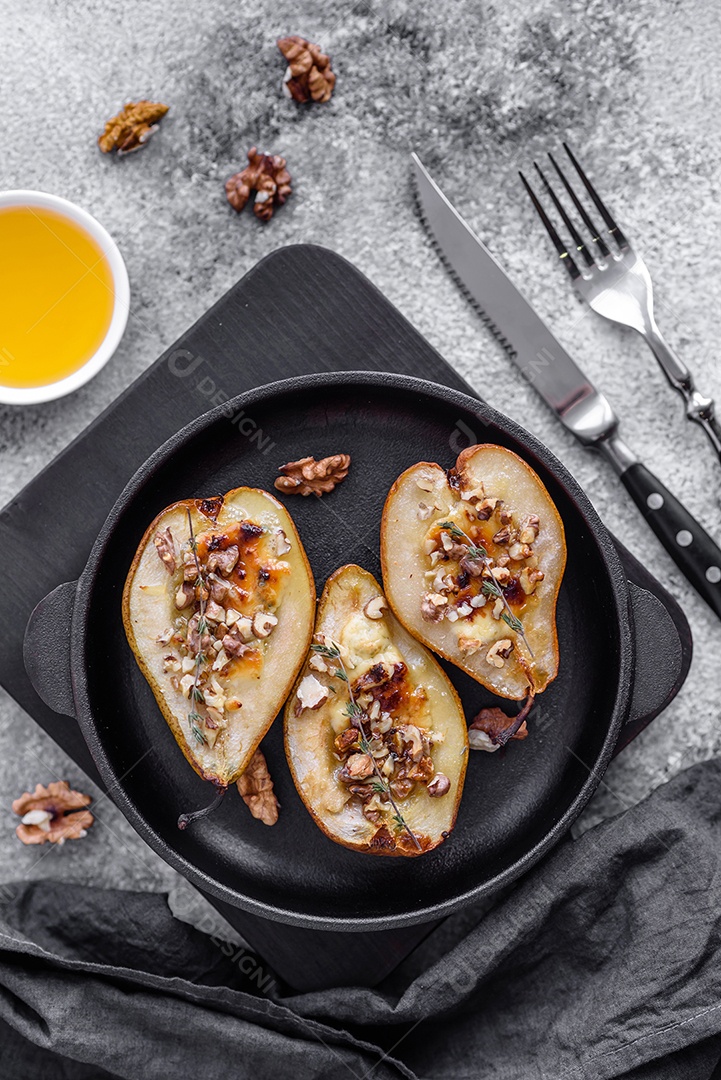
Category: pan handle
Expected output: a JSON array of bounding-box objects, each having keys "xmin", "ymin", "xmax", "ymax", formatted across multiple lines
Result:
[
  {"xmin": 23, "ymin": 581, "xmax": 78, "ymax": 719},
  {"xmin": 617, "ymin": 581, "xmax": 688, "ymax": 753}
]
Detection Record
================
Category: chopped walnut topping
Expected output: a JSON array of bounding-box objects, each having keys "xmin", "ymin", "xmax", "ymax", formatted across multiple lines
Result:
[
  {"xmin": 179, "ymin": 673, "xmax": 195, "ymax": 698},
  {"xmin": 508, "ymin": 542, "xmax": 532, "ymax": 561},
  {"xmin": 252, "ymin": 612, "xmax": 278, "ymax": 638},
  {"xmin": 492, "ymin": 598, "xmax": 504, "ymax": 620},
  {"xmin": 274, "ymin": 454, "xmax": 351, "ymax": 496},
  {"xmin": 309, "ymin": 653, "xmax": 328, "ymax": 673},
  {"xmin": 335, "ymin": 728, "xmax": 360, "ymax": 754},
  {"xmin": 204, "ymin": 599, "xmax": 226, "ymax": 623},
  {"xmin": 519, "ymin": 515, "xmax": 540, "ymax": 544},
  {"xmin": 222, "ymin": 634, "xmax": 249, "ymax": 658},
  {"xmin": 234, "ymin": 616, "xmax": 254, "ymax": 642},
  {"xmin": 458, "ymin": 636, "xmax": 483, "ymax": 654},
  {"xmin": 297, "ymin": 674, "xmax": 329, "ymax": 711},
  {"xmin": 476, "ymin": 498, "xmax": 498, "ymax": 520},
  {"xmin": 519, "ymin": 567, "xmax": 545, "ymax": 595},
  {"xmin": 417, "ymin": 502, "xmax": 433, "ymax": 520},
  {"xmin": 237, "ymin": 750, "xmax": 279, "ymax": 826},
  {"xmin": 182, "ymin": 551, "xmax": 198, "ymax": 582},
  {"xmin": 206, "ymin": 546, "xmax": 239, "ymax": 576},
  {"xmin": 460, "ymin": 553, "xmax": 485, "ymax": 578},
  {"xmin": 277, "ymin": 35, "xmax": 336, "ymax": 103},
  {"xmin": 486, "ymin": 639, "xmax": 514, "ymax": 668},
  {"xmin": 492, "ymin": 526, "xmax": 512, "ymax": 545},
  {"xmin": 153, "ymin": 527, "xmax": 177, "ymax": 574},
  {"xmin": 421, "ymin": 592, "xmax": 448, "ymax": 621},
  {"xmin": 175, "ymin": 582, "xmax": 195, "ymax": 610},
  {"xmin": 491, "ymin": 566, "xmax": 511, "ymax": 586},
  {"xmin": 212, "ymin": 648, "xmax": 229, "ymax": 671},
  {"xmin": 363, "ymin": 596, "xmax": 388, "ymax": 620},
  {"xmin": 427, "ymin": 773, "xmax": 450, "ymax": 797},
  {"xmin": 207, "ymin": 574, "xmax": 229, "ymax": 604},
  {"xmin": 341, "ymin": 753, "xmax": 374, "ymax": 781}
]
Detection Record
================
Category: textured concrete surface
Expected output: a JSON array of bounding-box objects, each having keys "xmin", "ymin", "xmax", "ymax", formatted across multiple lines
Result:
[{"xmin": 1, "ymin": 0, "xmax": 720, "ymax": 941}]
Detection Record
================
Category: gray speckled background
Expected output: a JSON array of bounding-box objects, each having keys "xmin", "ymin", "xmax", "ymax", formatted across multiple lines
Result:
[{"xmin": 1, "ymin": 0, "xmax": 720, "ymax": 940}]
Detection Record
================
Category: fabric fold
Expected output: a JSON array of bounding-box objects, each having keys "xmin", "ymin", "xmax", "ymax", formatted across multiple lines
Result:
[{"xmin": 1, "ymin": 757, "xmax": 721, "ymax": 1078}]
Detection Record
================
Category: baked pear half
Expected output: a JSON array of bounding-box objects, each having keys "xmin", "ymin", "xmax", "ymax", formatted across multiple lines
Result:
[
  {"xmin": 381, "ymin": 445, "xmax": 566, "ymax": 700},
  {"xmin": 123, "ymin": 487, "xmax": 315, "ymax": 788},
  {"xmin": 284, "ymin": 565, "xmax": 468, "ymax": 857}
]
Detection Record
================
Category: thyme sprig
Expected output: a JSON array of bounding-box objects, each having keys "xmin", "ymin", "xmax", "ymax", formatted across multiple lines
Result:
[
  {"xmin": 310, "ymin": 639, "xmax": 421, "ymax": 851},
  {"xmin": 438, "ymin": 520, "xmax": 533, "ymax": 657},
  {"xmin": 186, "ymin": 508, "xmax": 208, "ymax": 746}
]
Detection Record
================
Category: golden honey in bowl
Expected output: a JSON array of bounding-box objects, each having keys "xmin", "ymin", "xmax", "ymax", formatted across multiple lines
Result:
[{"xmin": 0, "ymin": 205, "xmax": 115, "ymax": 389}]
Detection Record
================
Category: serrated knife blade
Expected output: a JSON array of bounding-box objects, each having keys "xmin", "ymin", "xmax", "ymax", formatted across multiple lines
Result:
[
  {"xmin": 411, "ymin": 152, "xmax": 619, "ymax": 445},
  {"xmin": 410, "ymin": 152, "xmax": 721, "ymax": 620}
]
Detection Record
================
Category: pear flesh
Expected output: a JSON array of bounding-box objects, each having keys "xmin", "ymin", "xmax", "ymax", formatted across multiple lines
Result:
[
  {"xmin": 123, "ymin": 487, "xmax": 315, "ymax": 787},
  {"xmin": 381, "ymin": 445, "xmax": 567, "ymax": 700},
  {"xmin": 285, "ymin": 565, "xmax": 468, "ymax": 857}
]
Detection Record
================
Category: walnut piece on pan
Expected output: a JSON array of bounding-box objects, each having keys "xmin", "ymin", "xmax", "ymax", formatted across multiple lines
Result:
[
  {"xmin": 274, "ymin": 454, "xmax": 351, "ymax": 496},
  {"xmin": 12, "ymin": 782, "xmax": 94, "ymax": 845},
  {"xmin": 277, "ymin": 36, "xmax": 336, "ymax": 103},
  {"xmin": 236, "ymin": 750, "xmax": 279, "ymax": 826},
  {"xmin": 225, "ymin": 148, "xmax": 292, "ymax": 222},
  {"xmin": 468, "ymin": 707, "xmax": 529, "ymax": 753},
  {"xmin": 98, "ymin": 100, "xmax": 169, "ymax": 154}
]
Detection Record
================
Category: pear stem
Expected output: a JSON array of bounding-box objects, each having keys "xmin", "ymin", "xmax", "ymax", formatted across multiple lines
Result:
[{"xmin": 177, "ymin": 785, "xmax": 226, "ymax": 830}]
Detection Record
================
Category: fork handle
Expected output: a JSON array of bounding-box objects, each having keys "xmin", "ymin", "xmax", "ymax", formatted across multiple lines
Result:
[
  {"xmin": 620, "ymin": 461, "xmax": 721, "ymax": 618},
  {"xmin": 645, "ymin": 326, "xmax": 721, "ymax": 461}
]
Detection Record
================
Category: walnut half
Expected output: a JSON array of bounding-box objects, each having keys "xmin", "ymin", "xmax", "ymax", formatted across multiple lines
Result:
[
  {"xmin": 237, "ymin": 750, "xmax": 279, "ymax": 826},
  {"xmin": 225, "ymin": 148, "xmax": 292, "ymax": 222},
  {"xmin": 277, "ymin": 36, "xmax": 336, "ymax": 103},
  {"xmin": 274, "ymin": 454, "xmax": 351, "ymax": 496},
  {"xmin": 98, "ymin": 100, "xmax": 169, "ymax": 155},
  {"xmin": 12, "ymin": 781, "xmax": 94, "ymax": 845}
]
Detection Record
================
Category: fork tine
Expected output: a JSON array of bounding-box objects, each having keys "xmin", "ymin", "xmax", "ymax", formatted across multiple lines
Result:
[
  {"xmin": 518, "ymin": 170, "xmax": 580, "ymax": 280},
  {"xmin": 563, "ymin": 143, "xmax": 628, "ymax": 250},
  {"xmin": 533, "ymin": 161, "xmax": 596, "ymax": 268},
  {"xmin": 548, "ymin": 151, "xmax": 611, "ymax": 259}
]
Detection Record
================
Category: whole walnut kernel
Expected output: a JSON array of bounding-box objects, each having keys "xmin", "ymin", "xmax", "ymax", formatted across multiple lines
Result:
[
  {"xmin": 277, "ymin": 36, "xmax": 336, "ymax": 103},
  {"xmin": 274, "ymin": 454, "xmax": 351, "ymax": 496},
  {"xmin": 237, "ymin": 750, "xmax": 279, "ymax": 826},
  {"xmin": 98, "ymin": 100, "xmax": 169, "ymax": 154},
  {"xmin": 225, "ymin": 148, "xmax": 292, "ymax": 222},
  {"xmin": 12, "ymin": 781, "xmax": 94, "ymax": 845}
]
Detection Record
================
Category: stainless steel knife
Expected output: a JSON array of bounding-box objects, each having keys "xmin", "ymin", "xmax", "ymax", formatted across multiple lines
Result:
[{"xmin": 412, "ymin": 152, "xmax": 721, "ymax": 619}]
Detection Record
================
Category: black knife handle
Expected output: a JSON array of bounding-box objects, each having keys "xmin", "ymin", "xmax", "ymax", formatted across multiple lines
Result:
[{"xmin": 621, "ymin": 462, "xmax": 721, "ymax": 618}]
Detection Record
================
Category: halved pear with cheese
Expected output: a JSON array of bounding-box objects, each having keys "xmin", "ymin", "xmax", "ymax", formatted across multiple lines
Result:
[
  {"xmin": 381, "ymin": 445, "xmax": 566, "ymax": 700},
  {"xmin": 284, "ymin": 565, "xmax": 468, "ymax": 857},
  {"xmin": 123, "ymin": 487, "xmax": 315, "ymax": 788}
]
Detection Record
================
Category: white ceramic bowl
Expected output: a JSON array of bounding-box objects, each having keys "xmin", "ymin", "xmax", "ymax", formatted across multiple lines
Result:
[{"xmin": 0, "ymin": 190, "xmax": 130, "ymax": 405}]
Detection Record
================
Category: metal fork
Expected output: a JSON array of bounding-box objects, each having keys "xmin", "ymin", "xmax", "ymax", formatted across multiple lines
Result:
[{"xmin": 520, "ymin": 144, "xmax": 721, "ymax": 463}]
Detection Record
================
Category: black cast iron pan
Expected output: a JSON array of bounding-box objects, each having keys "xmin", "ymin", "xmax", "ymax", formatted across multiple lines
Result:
[{"xmin": 24, "ymin": 372, "xmax": 688, "ymax": 930}]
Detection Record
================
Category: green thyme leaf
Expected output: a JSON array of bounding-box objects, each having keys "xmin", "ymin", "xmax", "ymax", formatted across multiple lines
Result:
[{"xmin": 501, "ymin": 611, "xmax": 524, "ymax": 634}]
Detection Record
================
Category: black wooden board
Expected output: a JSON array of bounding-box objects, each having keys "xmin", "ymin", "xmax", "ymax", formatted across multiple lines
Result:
[{"xmin": 0, "ymin": 245, "xmax": 691, "ymax": 990}]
